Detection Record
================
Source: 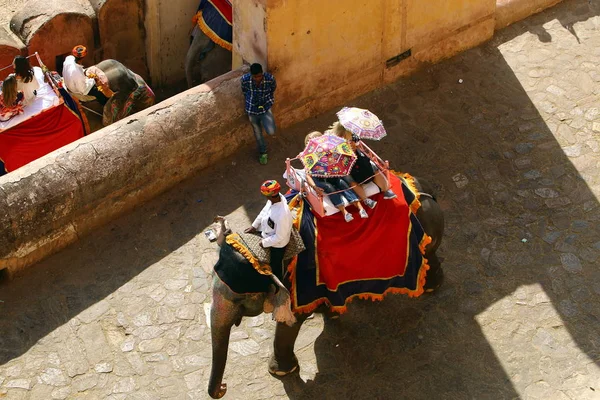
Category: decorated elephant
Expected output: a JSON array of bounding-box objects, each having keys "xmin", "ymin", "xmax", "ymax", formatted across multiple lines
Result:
[
  {"xmin": 86, "ymin": 59, "xmax": 155, "ymax": 126},
  {"xmin": 185, "ymin": 0, "xmax": 233, "ymax": 88},
  {"xmin": 206, "ymin": 175, "xmax": 445, "ymax": 398}
]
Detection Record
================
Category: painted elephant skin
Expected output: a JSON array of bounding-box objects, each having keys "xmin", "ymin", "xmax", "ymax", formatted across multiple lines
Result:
[
  {"xmin": 88, "ymin": 59, "xmax": 155, "ymax": 126},
  {"xmin": 206, "ymin": 177, "xmax": 445, "ymax": 399},
  {"xmin": 185, "ymin": 27, "xmax": 232, "ymax": 88}
]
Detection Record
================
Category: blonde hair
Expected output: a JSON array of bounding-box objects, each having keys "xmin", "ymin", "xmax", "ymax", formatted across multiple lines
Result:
[
  {"xmin": 304, "ymin": 131, "xmax": 323, "ymax": 146},
  {"xmin": 2, "ymin": 75, "xmax": 18, "ymax": 106},
  {"xmin": 328, "ymin": 121, "xmax": 352, "ymax": 141}
]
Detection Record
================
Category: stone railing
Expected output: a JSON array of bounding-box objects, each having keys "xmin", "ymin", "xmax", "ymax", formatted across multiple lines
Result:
[{"xmin": 0, "ymin": 66, "xmax": 250, "ymax": 277}]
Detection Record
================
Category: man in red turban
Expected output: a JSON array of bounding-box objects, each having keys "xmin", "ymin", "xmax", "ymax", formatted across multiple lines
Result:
[
  {"xmin": 63, "ymin": 45, "xmax": 108, "ymax": 105},
  {"xmin": 245, "ymin": 180, "xmax": 293, "ymax": 279}
]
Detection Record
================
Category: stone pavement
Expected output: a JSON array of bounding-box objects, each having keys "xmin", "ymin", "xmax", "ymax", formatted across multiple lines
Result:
[{"xmin": 2, "ymin": 1, "xmax": 600, "ymax": 399}]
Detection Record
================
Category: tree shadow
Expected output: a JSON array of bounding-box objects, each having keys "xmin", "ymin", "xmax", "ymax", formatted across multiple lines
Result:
[
  {"xmin": 518, "ymin": 0, "xmax": 600, "ymax": 43},
  {"xmin": 0, "ymin": 1, "xmax": 599, "ymax": 399},
  {"xmin": 275, "ymin": 1, "xmax": 600, "ymax": 398}
]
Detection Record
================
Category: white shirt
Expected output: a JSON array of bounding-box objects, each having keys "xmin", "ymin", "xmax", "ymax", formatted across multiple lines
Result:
[
  {"xmin": 251, "ymin": 194, "xmax": 293, "ymax": 249},
  {"xmin": 15, "ymin": 71, "xmax": 40, "ymax": 105},
  {"xmin": 62, "ymin": 56, "xmax": 95, "ymax": 95}
]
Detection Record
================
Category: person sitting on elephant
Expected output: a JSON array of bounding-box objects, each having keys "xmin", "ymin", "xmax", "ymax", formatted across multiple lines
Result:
[
  {"xmin": 12, "ymin": 56, "xmax": 39, "ymax": 105},
  {"xmin": 303, "ymin": 131, "xmax": 372, "ymax": 221},
  {"xmin": 241, "ymin": 63, "xmax": 277, "ymax": 165},
  {"xmin": 327, "ymin": 121, "xmax": 397, "ymax": 200},
  {"xmin": 0, "ymin": 75, "xmax": 24, "ymax": 122},
  {"xmin": 244, "ymin": 180, "xmax": 293, "ymax": 280},
  {"xmin": 302, "ymin": 131, "xmax": 369, "ymax": 222},
  {"xmin": 62, "ymin": 45, "xmax": 108, "ymax": 106},
  {"xmin": 85, "ymin": 59, "xmax": 155, "ymax": 126}
]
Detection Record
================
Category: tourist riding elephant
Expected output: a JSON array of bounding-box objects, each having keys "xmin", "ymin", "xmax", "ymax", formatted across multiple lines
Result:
[
  {"xmin": 86, "ymin": 59, "xmax": 155, "ymax": 126},
  {"xmin": 185, "ymin": 0, "xmax": 233, "ymax": 88},
  {"xmin": 206, "ymin": 177, "xmax": 445, "ymax": 399}
]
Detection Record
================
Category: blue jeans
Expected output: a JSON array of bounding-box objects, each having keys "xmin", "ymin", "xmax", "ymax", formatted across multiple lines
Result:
[
  {"xmin": 313, "ymin": 177, "xmax": 359, "ymax": 207},
  {"xmin": 248, "ymin": 109, "xmax": 276, "ymax": 154}
]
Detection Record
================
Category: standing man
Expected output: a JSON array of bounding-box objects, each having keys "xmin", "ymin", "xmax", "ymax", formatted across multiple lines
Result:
[
  {"xmin": 241, "ymin": 63, "xmax": 277, "ymax": 165},
  {"xmin": 62, "ymin": 45, "xmax": 108, "ymax": 105},
  {"xmin": 245, "ymin": 180, "xmax": 293, "ymax": 280}
]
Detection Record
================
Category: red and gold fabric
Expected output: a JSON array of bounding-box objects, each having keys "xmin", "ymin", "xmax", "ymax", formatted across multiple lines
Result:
[
  {"xmin": 0, "ymin": 104, "xmax": 84, "ymax": 172},
  {"xmin": 287, "ymin": 172, "xmax": 430, "ymax": 314},
  {"xmin": 192, "ymin": 0, "xmax": 233, "ymax": 51}
]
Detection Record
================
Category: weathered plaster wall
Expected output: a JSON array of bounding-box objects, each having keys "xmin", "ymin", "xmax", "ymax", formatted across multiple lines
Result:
[
  {"xmin": 231, "ymin": 0, "xmax": 267, "ymax": 70},
  {"xmin": 496, "ymin": 0, "xmax": 564, "ymax": 30},
  {"xmin": 89, "ymin": 0, "xmax": 149, "ymax": 80},
  {"xmin": 144, "ymin": 0, "xmax": 199, "ymax": 85},
  {"xmin": 234, "ymin": 0, "xmax": 497, "ymax": 128},
  {"xmin": 0, "ymin": 67, "xmax": 250, "ymax": 277}
]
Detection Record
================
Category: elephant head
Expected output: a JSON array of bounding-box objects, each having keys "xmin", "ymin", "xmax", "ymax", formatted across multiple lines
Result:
[{"xmin": 185, "ymin": 31, "xmax": 233, "ymax": 88}]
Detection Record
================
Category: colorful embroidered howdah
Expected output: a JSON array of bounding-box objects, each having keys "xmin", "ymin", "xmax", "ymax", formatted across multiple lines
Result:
[
  {"xmin": 217, "ymin": 173, "xmax": 430, "ymax": 314},
  {"xmin": 288, "ymin": 172, "xmax": 431, "ymax": 314},
  {"xmin": 193, "ymin": 0, "xmax": 233, "ymax": 51}
]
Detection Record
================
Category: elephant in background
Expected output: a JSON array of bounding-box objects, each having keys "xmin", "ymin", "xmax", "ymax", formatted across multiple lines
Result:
[
  {"xmin": 86, "ymin": 59, "xmax": 155, "ymax": 126},
  {"xmin": 206, "ymin": 177, "xmax": 445, "ymax": 399},
  {"xmin": 185, "ymin": 0, "xmax": 233, "ymax": 88}
]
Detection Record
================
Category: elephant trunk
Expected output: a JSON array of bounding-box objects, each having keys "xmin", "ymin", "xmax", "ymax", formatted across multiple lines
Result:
[
  {"xmin": 186, "ymin": 29, "xmax": 213, "ymax": 88},
  {"xmin": 207, "ymin": 321, "xmax": 230, "ymax": 399},
  {"xmin": 207, "ymin": 282, "xmax": 241, "ymax": 399}
]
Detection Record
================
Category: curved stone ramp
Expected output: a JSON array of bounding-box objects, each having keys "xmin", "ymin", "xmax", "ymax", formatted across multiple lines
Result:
[
  {"xmin": 0, "ymin": 26, "xmax": 26, "ymax": 80},
  {"xmin": 10, "ymin": 0, "xmax": 95, "ymax": 71}
]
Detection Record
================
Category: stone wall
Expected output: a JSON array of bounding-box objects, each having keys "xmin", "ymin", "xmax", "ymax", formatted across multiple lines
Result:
[
  {"xmin": 10, "ymin": 0, "xmax": 96, "ymax": 72},
  {"xmin": 144, "ymin": 0, "xmax": 199, "ymax": 86},
  {"xmin": 233, "ymin": 0, "xmax": 497, "ymax": 129},
  {"xmin": 496, "ymin": 0, "xmax": 564, "ymax": 30},
  {"xmin": 0, "ymin": 66, "xmax": 250, "ymax": 277}
]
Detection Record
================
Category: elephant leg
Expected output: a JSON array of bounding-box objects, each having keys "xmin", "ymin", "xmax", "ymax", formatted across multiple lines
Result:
[
  {"xmin": 424, "ymin": 252, "xmax": 444, "ymax": 292},
  {"xmin": 269, "ymin": 313, "xmax": 309, "ymax": 376}
]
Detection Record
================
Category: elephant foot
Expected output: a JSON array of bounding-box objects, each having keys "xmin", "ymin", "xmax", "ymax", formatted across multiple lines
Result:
[
  {"xmin": 268, "ymin": 354, "xmax": 299, "ymax": 377},
  {"xmin": 208, "ymin": 383, "xmax": 227, "ymax": 399},
  {"xmin": 424, "ymin": 266, "xmax": 444, "ymax": 293}
]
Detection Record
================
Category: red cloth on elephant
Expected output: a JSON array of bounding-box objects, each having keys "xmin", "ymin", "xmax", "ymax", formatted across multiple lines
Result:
[
  {"xmin": 0, "ymin": 104, "xmax": 83, "ymax": 172},
  {"xmin": 314, "ymin": 174, "xmax": 411, "ymax": 290}
]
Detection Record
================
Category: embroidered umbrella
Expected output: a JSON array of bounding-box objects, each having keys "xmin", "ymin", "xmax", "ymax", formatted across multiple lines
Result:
[
  {"xmin": 299, "ymin": 135, "xmax": 357, "ymax": 177},
  {"xmin": 336, "ymin": 106, "xmax": 387, "ymax": 140}
]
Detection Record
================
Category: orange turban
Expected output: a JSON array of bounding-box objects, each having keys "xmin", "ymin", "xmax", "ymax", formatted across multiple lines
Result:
[
  {"xmin": 72, "ymin": 45, "xmax": 87, "ymax": 59},
  {"xmin": 260, "ymin": 180, "xmax": 281, "ymax": 197}
]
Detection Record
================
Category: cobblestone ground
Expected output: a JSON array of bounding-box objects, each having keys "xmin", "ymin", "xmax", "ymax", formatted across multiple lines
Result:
[{"xmin": 2, "ymin": 1, "xmax": 600, "ymax": 399}]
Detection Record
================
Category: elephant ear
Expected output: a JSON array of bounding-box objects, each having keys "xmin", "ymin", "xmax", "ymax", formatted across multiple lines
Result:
[{"xmin": 269, "ymin": 275, "xmax": 297, "ymax": 327}]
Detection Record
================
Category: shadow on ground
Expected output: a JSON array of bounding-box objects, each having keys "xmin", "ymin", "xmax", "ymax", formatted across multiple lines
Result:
[{"xmin": 1, "ymin": 1, "xmax": 599, "ymax": 399}]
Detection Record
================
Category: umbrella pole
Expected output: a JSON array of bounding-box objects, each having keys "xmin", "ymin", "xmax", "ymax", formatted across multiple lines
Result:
[{"xmin": 80, "ymin": 105, "xmax": 103, "ymax": 117}]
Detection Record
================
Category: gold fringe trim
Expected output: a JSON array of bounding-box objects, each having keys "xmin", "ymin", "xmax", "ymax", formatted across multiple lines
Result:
[
  {"xmin": 392, "ymin": 170, "xmax": 422, "ymax": 215},
  {"xmin": 225, "ymin": 233, "xmax": 272, "ymax": 275},
  {"xmin": 289, "ymin": 177, "xmax": 432, "ymax": 315},
  {"xmin": 195, "ymin": 11, "xmax": 233, "ymax": 51}
]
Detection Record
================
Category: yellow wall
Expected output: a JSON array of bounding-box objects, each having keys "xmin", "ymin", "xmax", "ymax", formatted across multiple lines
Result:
[
  {"xmin": 145, "ymin": 0, "xmax": 199, "ymax": 85},
  {"xmin": 232, "ymin": 0, "xmax": 496, "ymax": 127},
  {"xmin": 232, "ymin": 0, "xmax": 267, "ymax": 70}
]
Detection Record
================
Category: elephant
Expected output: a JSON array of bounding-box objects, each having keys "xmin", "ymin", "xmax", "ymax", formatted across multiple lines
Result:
[
  {"xmin": 206, "ymin": 177, "xmax": 445, "ymax": 399},
  {"xmin": 185, "ymin": 0, "xmax": 233, "ymax": 88},
  {"xmin": 85, "ymin": 59, "xmax": 155, "ymax": 126}
]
